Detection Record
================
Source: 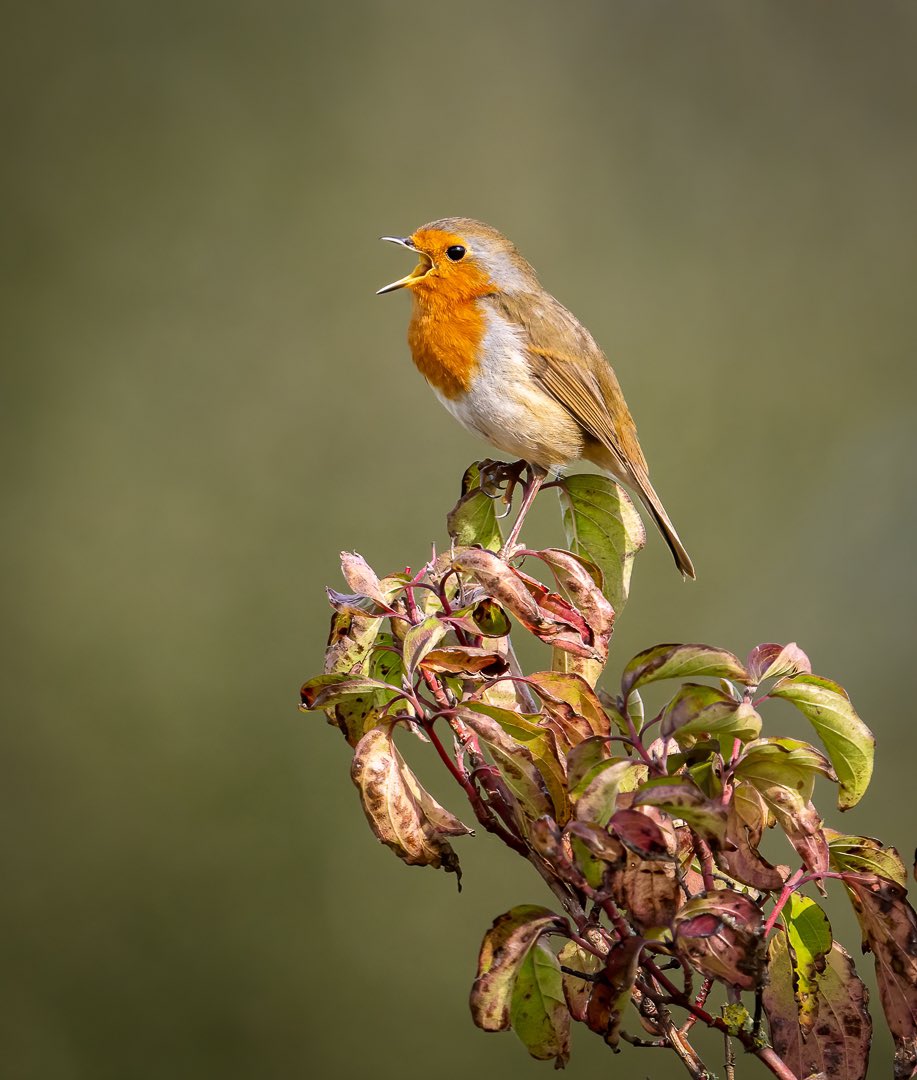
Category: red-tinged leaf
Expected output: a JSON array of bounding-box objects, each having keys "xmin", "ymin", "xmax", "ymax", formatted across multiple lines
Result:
[
  {"xmin": 470, "ymin": 905, "xmax": 567, "ymax": 1033},
  {"xmin": 621, "ymin": 643, "xmax": 748, "ymax": 699},
  {"xmin": 523, "ymin": 547, "xmax": 615, "ymax": 653},
  {"xmin": 565, "ymin": 820, "xmax": 626, "ymax": 865},
  {"xmin": 558, "ymin": 941, "xmax": 603, "ymax": 1023},
  {"xmin": 608, "ymin": 836, "xmax": 679, "ymax": 932},
  {"xmin": 556, "ymin": 473, "xmax": 646, "ymax": 614},
  {"xmin": 527, "ymin": 671, "xmax": 611, "ymax": 740},
  {"xmin": 716, "ymin": 800, "xmax": 786, "ymax": 892},
  {"xmin": 530, "ymin": 817, "xmax": 590, "ymax": 890},
  {"xmin": 453, "ymin": 548, "xmax": 548, "ymax": 629},
  {"xmin": 402, "ymin": 614, "xmax": 448, "ymax": 679},
  {"xmin": 769, "ymin": 674, "xmax": 875, "ymax": 810},
  {"xmin": 585, "ymin": 937, "xmax": 644, "ymax": 1048},
  {"xmin": 746, "ymin": 642, "xmax": 812, "ymax": 685},
  {"xmin": 510, "ymin": 940, "xmax": 571, "ymax": 1066},
  {"xmin": 350, "ymin": 727, "xmax": 462, "ymax": 881},
  {"xmin": 462, "ymin": 703, "xmax": 570, "ymax": 824},
  {"xmin": 841, "ymin": 874, "xmax": 917, "ymax": 1077},
  {"xmin": 673, "ymin": 889, "xmax": 766, "ymax": 990},
  {"xmin": 609, "ymin": 807, "xmax": 673, "ymax": 861},
  {"xmin": 447, "ymin": 462, "xmax": 503, "ymax": 552},
  {"xmin": 764, "ymin": 935, "xmax": 872, "ymax": 1080},
  {"xmin": 339, "ymin": 551, "xmax": 389, "ymax": 607},
  {"xmin": 420, "ymin": 646, "xmax": 507, "ymax": 677},
  {"xmin": 458, "ymin": 709, "xmax": 553, "ymax": 822},
  {"xmin": 300, "ymin": 672, "xmax": 401, "ymax": 711},
  {"xmin": 661, "ymin": 683, "xmax": 762, "ymax": 748},
  {"xmin": 633, "ymin": 776, "xmax": 729, "ymax": 843},
  {"xmin": 575, "ymin": 762, "xmax": 645, "ymax": 827},
  {"xmin": 826, "ymin": 831, "xmax": 908, "ymax": 887}
]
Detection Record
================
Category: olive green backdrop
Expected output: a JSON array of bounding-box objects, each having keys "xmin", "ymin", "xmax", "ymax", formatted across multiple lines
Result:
[{"xmin": 3, "ymin": 2, "xmax": 916, "ymax": 1077}]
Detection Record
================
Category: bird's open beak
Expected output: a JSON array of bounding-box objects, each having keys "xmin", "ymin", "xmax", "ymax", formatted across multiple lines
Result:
[{"xmin": 376, "ymin": 236, "xmax": 434, "ymax": 294}]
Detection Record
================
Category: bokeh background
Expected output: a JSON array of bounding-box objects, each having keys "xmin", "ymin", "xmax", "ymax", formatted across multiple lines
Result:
[{"xmin": 3, "ymin": 2, "xmax": 916, "ymax": 1077}]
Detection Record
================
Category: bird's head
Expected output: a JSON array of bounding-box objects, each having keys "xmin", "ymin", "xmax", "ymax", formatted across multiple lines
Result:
[{"xmin": 377, "ymin": 217, "xmax": 538, "ymax": 302}]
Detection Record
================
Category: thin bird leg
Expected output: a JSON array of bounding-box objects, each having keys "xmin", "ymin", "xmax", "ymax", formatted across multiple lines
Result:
[{"xmin": 500, "ymin": 465, "xmax": 548, "ymax": 555}]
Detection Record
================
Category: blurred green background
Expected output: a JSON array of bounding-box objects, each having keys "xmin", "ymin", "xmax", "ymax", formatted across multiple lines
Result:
[{"xmin": 3, "ymin": 2, "xmax": 916, "ymax": 1077}]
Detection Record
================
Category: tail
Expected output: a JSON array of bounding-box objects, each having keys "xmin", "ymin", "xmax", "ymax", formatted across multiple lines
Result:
[{"xmin": 635, "ymin": 476, "xmax": 696, "ymax": 580}]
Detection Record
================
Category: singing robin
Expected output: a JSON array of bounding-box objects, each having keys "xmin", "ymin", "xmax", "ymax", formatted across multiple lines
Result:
[{"xmin": 377, "ymin": 217, "xmax": 695, "ymax": 579}]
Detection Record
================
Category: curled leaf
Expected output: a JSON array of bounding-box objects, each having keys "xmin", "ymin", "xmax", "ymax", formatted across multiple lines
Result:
[
  {"xmin": 746, "ymin": 642, "xmax": 812, "ymax": 685},
  {"xmin": 673, "ymin": 889, "xmax": 766, "ymax": 990},
  {"xmin": 827, "ymin": 831, "xmax": 907, "ymax": 887},
  {"xmin": 661, "ymin": 683, "xmax": 761, "ymax": 748},
  {"xmin": 402, "ymin": 614, "xmax": 448, "ymax": 679},
  {"xmin": 447, "ymin": 461, "xmax": 503, "ymax": 551},
  {"xmin": 621, "ymin": 643, "xmax": 748, "ymax": 699},
  {"xmin": 584, "ymin": 937, "xmax": 644, "ymax": 1048},
  {"xmin": 632, "ymin": 776, "xmax": 729, "ymax": 843}
]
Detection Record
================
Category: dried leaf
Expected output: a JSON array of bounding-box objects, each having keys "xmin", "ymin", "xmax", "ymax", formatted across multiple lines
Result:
[
  {"xmin": 447, "ymin": 462, "xmax": 503, "ymax": 551},
  {"xmin": 339, "ymin": 551, "xmax": 389, "ymax": 607},
  {"xmin": 842, "ymin": 874, "xmax": 917, "ymax": 1077},
  {"xmin": 419, "ymin": 645, "xmax": 507, "ymax": 677},
  {"xmin": 610, "ymin": 807, "xmax": 673, "ymax": 861},
  {"xmin": 584, "ymin": 937, "xmax": 644, "ymax": 1048},
  {"xmin": 510, "ymin": 940, "xmax": 571, "ymax": 1066},
  {"xmin": 556, "ymin": 473, "xmax": 646, "ymax": 614},
  {"xmin": 746, "ymin": 642, "xmax": 812, "ymax": 685},
  {"xmin": 350, "ymin": 727, "xmax": 462, "ymax": 881},
  {"xmin": 621, "ymin": 643, "xmax": 748, "ymax": 699},
  {"xmin": 609, "ymin": 847, "xmax": 679, "ymax": 932},
  {"xmin": 769, "ymin": 674, "xmax": 875, "ymax": 810},
  {"xmin": 470, "ymin": 905, "xmax": 567, "ymax": 1032},
  {"xmin": 524, "ymin": 547, "xmax": 615, "ymax": 657},
  {"xmin": 763, "ymin": 936, "xmax": 872, "ymax": 1080},
  {"xmin": 673, "ymin": 889, "xmax": 766, "ymax": 990},
  {"xmin": 558, "ymin": 941, "xmax": 603, "ymax": 1023},
  {"xmin": 527, "ymin": 671, "xmax": 612, "ymax": 741},
  {"xmin": 716, "ymin": 800, "xmax": 786, "ymax": 892},
  {"xmin": 458, "ymin": 709, "xmax": 553, "ymax": 822}
]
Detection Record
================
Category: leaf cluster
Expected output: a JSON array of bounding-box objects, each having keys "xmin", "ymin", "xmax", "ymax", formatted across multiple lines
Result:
[{"xmin": 300, "ymin": 461, "xmax": 917, "ymax": 1079}]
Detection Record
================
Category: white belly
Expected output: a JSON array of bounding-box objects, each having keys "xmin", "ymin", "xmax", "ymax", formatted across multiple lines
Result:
[{"xmin": 428, "ymin": 309, "xmax": 583, "ymax": 469}]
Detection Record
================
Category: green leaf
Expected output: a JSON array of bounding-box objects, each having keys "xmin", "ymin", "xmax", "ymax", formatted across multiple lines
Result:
[
  {"xmin": 510, "ymin": 941, "xmax": 571, "ymax": 1066},
  {"xmin": 769, "ymin": 674, "xmax": 875, "ymax": 810},
  {"xmin": 556, "ymin": 473, "xmax": 646, "ymax": 614},
  {"xmin": 661, "ymin": 683, "xmax": 762, "ymax": 748},
  {"xmin": 632, "ymin": 776, "xmax": 729, "ymax": 843},
  {"xmin": 402, "ymin": 614, "xmax": 448, "ymax": 678},
  {"xmin": 826, "ymin": 831, "xmax": 907, "ymax": 886},
  {"xmin": 470, "ymin": 905, "xmax": 567, "ymax": 1033},
  {"xmin": 447, "ymin": 462, "xmax": 503, "ymax": 551},
  {"xmin": 575, "ymin": 760, "xmax": 643, "ymax": 827},
  {"xmin": 300, "ymin": 672, "xmax": 401, "ymax": 710},
  {"xmin": 621, "ymin": 643, "xmax": 748, "ymax": 699},
  {"xmin": 782, "ymin": 893, "xmax": 833, "ymax": 1034},
  {"xmin": 527, "ymin": 670, "xmax": 623, "ymax": 740}
]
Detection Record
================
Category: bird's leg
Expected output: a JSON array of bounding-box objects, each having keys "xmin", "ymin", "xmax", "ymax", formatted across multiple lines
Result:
[{"xmin": 500, "ymin": 464, "xmax": 548, "ymax": 556}]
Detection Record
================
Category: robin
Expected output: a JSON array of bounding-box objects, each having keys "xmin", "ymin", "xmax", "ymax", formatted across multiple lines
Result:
[{"xmin": 377, "ymin": 217, "xmax": 695, "ymax": 579}]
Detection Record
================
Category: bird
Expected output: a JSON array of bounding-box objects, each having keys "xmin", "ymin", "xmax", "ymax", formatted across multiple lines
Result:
[{"xmin": 377, "ymin": 217, "xmax": 695, "ymax": 579}]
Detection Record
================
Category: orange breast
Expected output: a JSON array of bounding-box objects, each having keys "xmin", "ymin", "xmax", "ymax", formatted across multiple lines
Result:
[{"xmin": 406, "ymin": 258, "xmax": 496, "ymax": 400}]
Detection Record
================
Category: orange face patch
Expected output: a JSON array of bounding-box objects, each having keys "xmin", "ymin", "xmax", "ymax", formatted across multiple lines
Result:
[{"xmin": 404, "ymin": 229, "xmax": 497, "ymax": 399}]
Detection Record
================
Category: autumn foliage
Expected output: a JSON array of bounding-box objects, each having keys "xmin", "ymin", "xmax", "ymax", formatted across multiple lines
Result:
[{"xmin": 300, "ymin": 460, "xmax": 917, "ymax": 1080}]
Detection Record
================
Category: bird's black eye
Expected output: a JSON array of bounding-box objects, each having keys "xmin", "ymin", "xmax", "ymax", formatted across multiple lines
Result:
[{"xmin": 446, "ymin": 245, "xmax": 466, "ymax": 261}]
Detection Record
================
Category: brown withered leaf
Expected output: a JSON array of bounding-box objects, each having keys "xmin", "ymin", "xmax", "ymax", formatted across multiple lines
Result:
[
  {"xmin": 529, "ymin": 817, "xmax": 590, "ymax": 890},
  {"xmin": 558, "ymin": 940, "xmax": 604, "ymax": 1023},
  {"xmin": 350, "ymin": 727, "xmax": 463, "ymax": 883},
  {"xmin": 565, "ymin": 820, "xmax": 626, "ymax": 866},
  {"xmin": 339, "ymin": 551, "xmax": 390, "ymax": 608},
  {"xmin": 675, "ymin": 825, "xmax": 707, "ymax": 896},
  {"xmin": 585, "ymin": 937, "xmax": 644, "ymax": 1049},
  {"xmin": 420, "ymin": 646, "xmax": 507, "ymax": 678},
  {"xmin": 522, "ymin": 547, "xmax": 615, "ymax": 656},
  {"xmin": 673, "ymin": 889, "xmax": 766, "ymax": 990},
  {"xmin": 745, "ymin": 642, "xmax": 812, "ymax": 685},
  {"xmin": 470, "ymin": 905, "xmax": 568, "ymax": 1033},
  {"xmin": 716, "ymin": 800, "xmax": 786, "ymax": 892},
  {"xmin": 609, "ymin": 812, "xmax": 680, "ymax": 933},
  {"xmin": 842, "ymin": 874, "xmax": 917, "ymax": 1079},
  {"xmin": 763, "ymin": 936, "xmax": 872, "ymax": 1080}
]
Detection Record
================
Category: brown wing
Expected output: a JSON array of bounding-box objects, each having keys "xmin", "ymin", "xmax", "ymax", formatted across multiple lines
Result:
[{"xmin": 491, "ymin": 291, "xmax": 696, "ymax": 579}]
